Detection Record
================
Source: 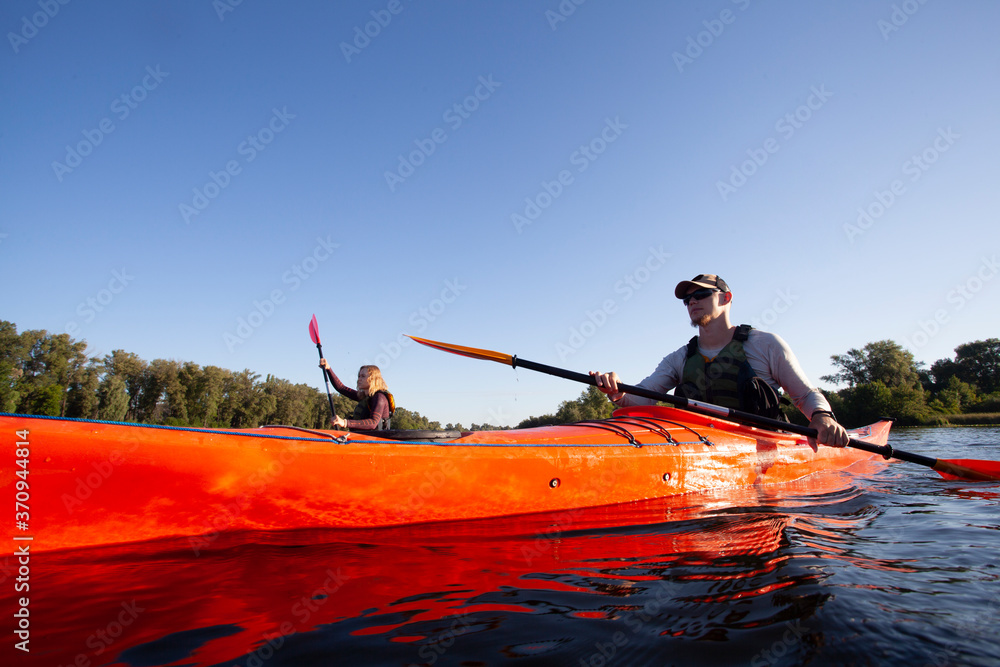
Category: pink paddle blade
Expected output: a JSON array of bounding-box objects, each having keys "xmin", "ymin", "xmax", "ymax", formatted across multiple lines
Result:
[{"xmin": 309, "ymin": 314, "xmax": 321, "ymax": 345}]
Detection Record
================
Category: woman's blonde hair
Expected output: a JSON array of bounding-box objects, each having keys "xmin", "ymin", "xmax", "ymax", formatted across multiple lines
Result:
[{"xmin": 358, "ymin": 365, "xmax": 389, "ymax": 401}]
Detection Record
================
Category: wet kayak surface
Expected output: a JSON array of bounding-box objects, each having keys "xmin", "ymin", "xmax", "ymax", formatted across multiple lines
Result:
[{"xmin": 9, "ymin": 426, "xmax": 1000, "ymax": 667}]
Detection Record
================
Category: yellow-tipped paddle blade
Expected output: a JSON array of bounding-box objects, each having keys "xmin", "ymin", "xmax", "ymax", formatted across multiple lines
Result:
[{"xmin": 406, "ymin": 335, "xmax": 514, "ymax": 366}]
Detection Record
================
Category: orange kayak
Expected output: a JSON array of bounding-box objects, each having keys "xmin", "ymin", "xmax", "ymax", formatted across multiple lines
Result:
[{"xmin": 1, "ymin": 406, "xmax": 890, "ymax": 552}]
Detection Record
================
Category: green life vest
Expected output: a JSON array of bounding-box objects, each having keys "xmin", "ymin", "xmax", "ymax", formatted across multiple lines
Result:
[{"xmin": 675, "ymin": 325, "xmax": 789, "ymax": 420}]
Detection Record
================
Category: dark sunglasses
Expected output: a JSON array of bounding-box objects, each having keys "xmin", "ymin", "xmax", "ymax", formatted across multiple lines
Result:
[{"xmin": 682, "ymin": 288, "xmax": 719, "ymax": 306}]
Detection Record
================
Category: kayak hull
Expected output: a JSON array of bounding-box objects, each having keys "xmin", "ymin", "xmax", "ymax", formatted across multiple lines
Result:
[{"xmin": 1, "ymin": 406, "xmax": 890, "ymax": 552}]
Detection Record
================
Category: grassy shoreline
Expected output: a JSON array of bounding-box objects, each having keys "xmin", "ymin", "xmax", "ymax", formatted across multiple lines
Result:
[{"xmin": 906, "ymin": 413, "xmax": 1000, "ymax": 427}]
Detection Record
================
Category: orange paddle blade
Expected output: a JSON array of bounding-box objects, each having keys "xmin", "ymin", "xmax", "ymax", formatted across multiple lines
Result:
[
  {"xmin": 933, "ymin": 458, "xmax": 1000, "ymax": 482},
  {"xmin": 406, "ymin": 335, "xmax": 514, "ymax": 366}
]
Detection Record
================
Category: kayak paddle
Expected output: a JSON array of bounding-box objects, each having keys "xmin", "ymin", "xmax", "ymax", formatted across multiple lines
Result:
[
  {"xmin": 309, "ymin": 314, "xmax": 338, "ymax": 420},
  {"xmin": 407, "ymin": 335, "xmax": 1000, "ymax": 483}
]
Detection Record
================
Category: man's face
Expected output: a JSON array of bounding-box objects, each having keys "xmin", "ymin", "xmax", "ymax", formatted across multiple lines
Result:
[{"xmin": 684, "ymin": 287, "xmax": 722, "ymax": 327}]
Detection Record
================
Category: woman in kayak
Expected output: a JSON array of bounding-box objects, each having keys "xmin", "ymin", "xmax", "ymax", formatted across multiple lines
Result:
[{"xmin": 319, "ymin": 359, "xmax": 395, "ymax": 430}]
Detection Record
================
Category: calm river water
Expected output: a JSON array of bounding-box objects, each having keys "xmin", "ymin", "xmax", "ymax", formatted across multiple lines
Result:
[{"xmin": 9, "ymin": 426, "xmax": 1000, "ymax": 666}]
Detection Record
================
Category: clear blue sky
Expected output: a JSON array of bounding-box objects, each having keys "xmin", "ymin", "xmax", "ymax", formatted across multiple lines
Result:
[{"xmin": 2, "ymin": 1, "xmax": 998, "ymax": 427}]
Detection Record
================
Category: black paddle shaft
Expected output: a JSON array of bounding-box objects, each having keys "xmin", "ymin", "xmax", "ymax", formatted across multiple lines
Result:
[
  {"xmin": 510, "ymin": 356, "xmax": 923, "ymax": 464},
  {"xmin": 316, "ymin": 342, "xmax": 337, "ymax": 419}
]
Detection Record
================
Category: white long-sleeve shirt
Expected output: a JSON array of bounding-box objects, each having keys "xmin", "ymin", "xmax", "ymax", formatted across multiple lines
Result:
[{"xmin": 616, "ymin": 329, "xmax": 832, "ymax": 419}]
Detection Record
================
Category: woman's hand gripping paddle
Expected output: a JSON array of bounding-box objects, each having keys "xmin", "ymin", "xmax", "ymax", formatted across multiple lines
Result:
[{"xmin": 309, "ymin": 315, "xmax": 337, "ymax": 422}]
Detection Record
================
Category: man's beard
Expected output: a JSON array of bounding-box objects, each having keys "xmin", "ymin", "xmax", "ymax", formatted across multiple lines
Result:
[{"xmin": 690, "ymin": 313, "xmax": 711, "ymax": 328}]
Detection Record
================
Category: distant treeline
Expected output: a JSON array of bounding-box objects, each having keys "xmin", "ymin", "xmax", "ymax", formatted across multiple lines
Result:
[
  {"xmin": 818, "ymin": 338, "xmax": 1000, "ymax": 427},
  {"xmin": 3, "ymin": 320, "xmax": 997, "ymax": 430},
  {"xmin": 0, "ymin": 320, "xmax": 451, "ymax": 430}
]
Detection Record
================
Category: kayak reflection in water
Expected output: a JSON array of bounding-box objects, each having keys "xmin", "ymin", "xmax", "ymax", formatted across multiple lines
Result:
[
  {"xmin": 590, "ymin": 273, "xmax": 849, "ymax": 449},
  {"xmin": 319, "ymin": 359, "xmax": 395, "ymax": 430}
]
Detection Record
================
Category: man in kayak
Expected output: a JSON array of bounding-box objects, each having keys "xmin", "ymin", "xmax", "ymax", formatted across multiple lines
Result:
[
  {"xmin": 319, "ymin": 359, "xmax": 395, "ymax": 430},
  {"xmin": 590, "ymin": 274, "xmax": 849, "ymax": 448}
]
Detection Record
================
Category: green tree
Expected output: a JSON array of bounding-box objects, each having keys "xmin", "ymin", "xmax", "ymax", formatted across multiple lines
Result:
[
  {"xmin": 98, "ymin": 375, "xmax": 129, "ymax": 421},
  {"xmin": 886, "ymin": 384, "xmax": 932, "ymax": 425},
  {"xmin": 0, "ymin": 321, "xmax": 26, "ymax": 412},
  {"xmin": 65, "ymin": 358, "xmax": 101, "ymax": 419},
  {"xmin": 177, "ymin": 361, "xmax": 202, "ymax": 421},
  {"xmin": 516, "ymin": 413, "xmax": 562, "ymax": 429},
  {"xmin": 836, "ymin": 380, "xmax": 932, "ymax": 426},
  {"xmin": 9, "ymin": 328, "xmax": 90, "ymax": 416},
  {"xmin": 180, "ymin": 364, "xmax": 229, "ymax": 427},
  {"xmin": 103, "ymin": 350, "xmax": 148, "ymax": 421},
  {"xmin": 930, "ymin": 358, "xmax": 958, "ymax": 391},
  {"xmin": 560, "ymin": 386, "xmax": 615, "ymax": 421},
  {"xmin": 261, "ymin": 377, "xmax": 327, "ymax": 428},
  {"xmin": 220, "ymin": 369, "xmax": 277, "ymax": 428},
  {"xmin": 20, "ymin": 384, "xmax": 64, "ymax": 416},
  {"xmin": 822, "ymin": 340, "xmax": 921, "ymax": 389},
  {"xmin": 932, "ymin": 339, "xmax": 1000, "ymax": 394},
  {"xmin": 935, "ymin": 376, "xmax": 978, "ymax": 413},
  {"xmin": 517, "ymin": 386, "xmax": 614, "ymax": 428},
  {"xmin": 838, "ymin": 381, "xmax": 894, "ymax": 426},
  {"xmin": 470, "ymin": 422, "xmax": 506, "ymax": 431},
  {"xmin": 17, "ymin": 330, "xmax": 56, "ymax": 387},
  {"xmin": 141, "ymin": 359, "xmax": 188, "ymax": 424},
  {"xmin": 970, "ymin": 392, "xmax": 1000, "ymax": 414}
]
